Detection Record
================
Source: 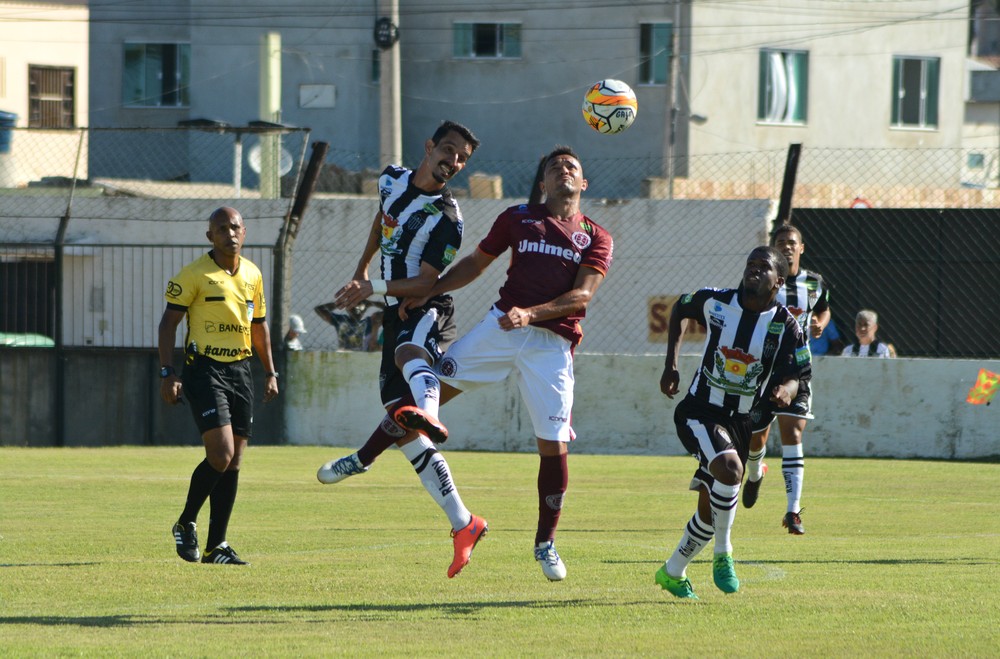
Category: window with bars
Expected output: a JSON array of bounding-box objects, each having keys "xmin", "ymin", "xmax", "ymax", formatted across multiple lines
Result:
[
  {"xmin": 758, "ymin": 49, "xmax": 809, "ymax": 124},
  {"xmin": 28, "ymin": 65, "xmax": 75, "ymax": 128},
  {"xmin": 891, "ymin": 56, "xmax": 939, "ymax": 129},
  {"xmin": 123, "ymin": 43, "xmax": 190, "ymax": 107},
  {"xmin": 453, "ymin": 23, "xmax": 522, "ymax": 59},
  {"xmin": 639, "ymin": 23, "xmax": 671, "ymax": 85}
]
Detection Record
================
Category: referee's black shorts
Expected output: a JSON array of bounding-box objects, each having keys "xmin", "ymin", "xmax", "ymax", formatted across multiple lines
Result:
[{"xmin": 182, "ymin": 355, "xmax": 254, "ymax": 437}]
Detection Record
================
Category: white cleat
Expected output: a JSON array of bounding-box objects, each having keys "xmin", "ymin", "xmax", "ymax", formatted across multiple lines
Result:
[
  {"xmin": 534, "ymin": 541, "xmax": 567, "ymax": 581},
  {"xmin": 317, "ymin": 453, "xmax": 368, "ymax": 484}
]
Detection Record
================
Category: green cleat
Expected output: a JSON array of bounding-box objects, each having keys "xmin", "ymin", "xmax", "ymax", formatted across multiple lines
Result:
[
  {"xmin": 655, "ymin": 566, "xmax": 699, "ymax": 600},
  {"xmin": 713, "ymin": 553, "xmax": 740, "ymax": 593}
]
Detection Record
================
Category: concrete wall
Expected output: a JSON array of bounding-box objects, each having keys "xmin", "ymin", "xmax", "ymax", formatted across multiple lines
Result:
[{"xmin": 285, "ymin": 351, "xmax": 1000, "ymax": 460}]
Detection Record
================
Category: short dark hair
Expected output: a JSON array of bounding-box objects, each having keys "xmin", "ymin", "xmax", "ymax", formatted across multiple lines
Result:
[
  {"xmin": 543, "ymin": 145, "xmax": 583, "ymax": 172},
  {"xmin": 432, "ymin": 120, "xmax": 481, "ymax": 153},
  {"xmin": 772, "ymin": 223, "xmax": 802, "ymax": 243},
  {"xmin": 753, "ymin": 245, "xmax": 789, "ymax": 279}
]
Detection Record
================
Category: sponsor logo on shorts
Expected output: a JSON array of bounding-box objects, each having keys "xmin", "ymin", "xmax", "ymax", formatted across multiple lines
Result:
[
  {"xmin": 548, "ymin": 415, "xmax": 568, "ymax": 422},
  {"xmin": 440, "ymin": 357, "xmax": 457, "ymax": 378},
  {"xmin": 202, "ymin": 408, "xmax": 216, "ymax": 417}
]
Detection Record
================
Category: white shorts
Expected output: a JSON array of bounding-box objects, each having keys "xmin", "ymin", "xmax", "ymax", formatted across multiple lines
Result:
[{"xmin": 438, "ymin": 307, "xmax": 575, "ymax": 442}]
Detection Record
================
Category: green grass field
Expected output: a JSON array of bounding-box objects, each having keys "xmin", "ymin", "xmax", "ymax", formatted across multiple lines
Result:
[{"xmin": 1, "ymin": 447, "xmax": 997, "ymax": 657}]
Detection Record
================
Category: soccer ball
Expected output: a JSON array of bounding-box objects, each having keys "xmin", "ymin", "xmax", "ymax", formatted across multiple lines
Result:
[{"xmin": 582, "ymin": 79, "xmax": 638, "ymax": 134}]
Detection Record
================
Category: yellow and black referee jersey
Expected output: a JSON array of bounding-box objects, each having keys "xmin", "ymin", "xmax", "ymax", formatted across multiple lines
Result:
[{"xmin": 164, "ymin": 252, "xmax": 267, "ymax": 362}]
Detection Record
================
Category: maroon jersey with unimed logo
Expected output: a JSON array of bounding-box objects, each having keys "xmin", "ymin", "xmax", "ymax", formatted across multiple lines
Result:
[{"xmin": 477, "ymin": 203, "xmax": 613, "ymax": 346}]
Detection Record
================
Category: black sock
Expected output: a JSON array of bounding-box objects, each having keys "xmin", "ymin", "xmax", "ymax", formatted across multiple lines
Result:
[
  {"xmin": 179, "ymin": 459, "xmax": 224, "ymax": 526},
  {"xmin": 206, "ymin": 470, "xmax": 240, "ymax": 550}
]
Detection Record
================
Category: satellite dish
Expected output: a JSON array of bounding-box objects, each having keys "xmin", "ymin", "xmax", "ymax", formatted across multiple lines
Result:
[{"xmin": 247, "ymin": 143, "xmax": 294, "ymax": 176}]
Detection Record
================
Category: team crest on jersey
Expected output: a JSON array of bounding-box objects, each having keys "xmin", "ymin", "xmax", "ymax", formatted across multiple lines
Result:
[
  {"xmin": 704, "ymin": 345, "xmax": 763, "ymax": 396},
  {"xmin": 570, "ymin": 231, "xmax": 592, "ymax": 250}
]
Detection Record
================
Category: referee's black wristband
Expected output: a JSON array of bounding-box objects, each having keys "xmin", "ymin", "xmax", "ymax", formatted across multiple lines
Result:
[{"xmin": 265, "ymin": 372, "xmax": 279, "ymax": 379}]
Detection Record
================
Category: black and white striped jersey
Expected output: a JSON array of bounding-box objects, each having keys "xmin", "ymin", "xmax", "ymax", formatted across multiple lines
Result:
[
  {"xmin": 841, "ymin": 341, "xmax": 891, "ymax": 358},
  {"xmin": 376, "ymin": 165, "xmax": 464, "ymax": 305},
  {"xmin": 677, "ymin": 287, "xmax": 811, "ymax": 414},
  {"xmin": 778, "ymin": 268, "xmax": 829, "ymax": 332}
]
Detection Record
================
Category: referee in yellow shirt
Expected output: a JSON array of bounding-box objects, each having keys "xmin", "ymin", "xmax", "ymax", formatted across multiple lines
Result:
[{"xmin": 158, "ymin": 206, "xmax": 279, "ymax": 565}]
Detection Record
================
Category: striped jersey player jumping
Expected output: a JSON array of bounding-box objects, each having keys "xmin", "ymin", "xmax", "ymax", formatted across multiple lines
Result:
[
  {"xmin": 657, "ymin": 245, "xmax": 811, "ymax": 599},
  {"xmin": 316, "ymin": 120, "xmax": 488, "ymax": 579}
]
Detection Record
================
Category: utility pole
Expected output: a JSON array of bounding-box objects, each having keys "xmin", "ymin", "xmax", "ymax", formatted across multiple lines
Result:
[
  {"xmin": 259, "ymin": 32, "xmax": 282, "ymax": 199},
  {"xmin": 663, "ymin": 0, "xmax": 682, "ymax": 199},
  {"xmin": 377, "ymin": 0, "xmax": 402, "ymax": 166}
]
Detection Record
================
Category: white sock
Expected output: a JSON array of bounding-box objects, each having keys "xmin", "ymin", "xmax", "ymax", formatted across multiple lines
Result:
[
  {"xmin": 710, "ymin": 481, "xmax": 740, "ymax": 555},
  {"xmin": 401, "ymin": 359, "xmax": 441, "ymax": 419},
  {"xmin": 665, "ymin": 513, "xmax": 714, "ymax": 578},
  {"xmin": 746, "ymin": 448, "xmax": 766, "ymax": 482},
  {"xmin": 399, "ymin": 436, "xmax": 470, "ymax": 531},
  {"xmin": 782, "ymin": 444, "xmax": 804, "ymax": 513}
]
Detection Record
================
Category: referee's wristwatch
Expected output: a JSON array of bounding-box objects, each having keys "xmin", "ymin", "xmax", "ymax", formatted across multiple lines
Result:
[
  {"xmin": 160, "ymin": 365, "xmax": 176, "ymax": 379},
  {"xmin": 265, "ymin": 371, "xmax": 279, "ymax": 379}
]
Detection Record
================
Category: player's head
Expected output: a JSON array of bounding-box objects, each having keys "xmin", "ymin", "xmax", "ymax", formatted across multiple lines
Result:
[
  {"xmin": 743, "ymin": 245, "xmax": 787, "ymax": 300},
  {"xmin": 855, "ymin": 309, "xmax": 879, "ymax": 343},
  {"xmin": 421, "ymin": 120, "xmax": 480, "ymax": 187},
  {"xmin": 540, "ymin": 145, "xmax": 587, "ymax": 199},
  {"xmin": 772, "ymin": 224, "xmax": 804, "ymax": 274},
  {"xmin": 206, "ymin": 206, "xmax": 246, "ymax": 256}
]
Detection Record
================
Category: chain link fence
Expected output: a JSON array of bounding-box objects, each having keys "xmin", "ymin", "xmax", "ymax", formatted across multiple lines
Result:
[{"xmin": 2, "ymin": 128, "xmax": 998, "ymax": 358}]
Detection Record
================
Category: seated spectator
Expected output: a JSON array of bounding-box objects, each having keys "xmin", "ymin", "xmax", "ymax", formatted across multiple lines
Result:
[
  {"xmin": 315, "ymin": 299, "xmax": 385, "ymax": 352},
  {"xmin": 809, "ymin": 319, "xmax": 845, "ymax": 356},
  {"xmin": 841, "ymin": 309, "xmax": 893, "ymax": 358},
  {"xmin": 284, "ymin": 314, "xmax": 307, "ymax": 351}
]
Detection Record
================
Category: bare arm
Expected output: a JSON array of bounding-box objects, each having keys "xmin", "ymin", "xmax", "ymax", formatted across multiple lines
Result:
[
  {"xmin": 809, "ymin": 307, "xmax": 831, "ymax": 339},
  {"xmin": 399, "ymin": 248, "xmax": 496, "ymax": 318},
  {"xmin": 769, "ymin": 377, "xmax": 800, "ymax": 407},
  {"xmin": 157, "ymin": 307, "xmax": 185, "ymax": 405},
  {"xmin": 659, "ymin": 301, "xmax": 686, "ymax": 399},
  {"xmin": 335, "ymin": 210, "xmax": 448, "ymax": 309},
  {"xmin": 251, "ymin": 320, "xmax": 279, "ymax": 403},
  {"xmin": 498, "ymin": 265, "xmax": 605, "ymax": 331}
]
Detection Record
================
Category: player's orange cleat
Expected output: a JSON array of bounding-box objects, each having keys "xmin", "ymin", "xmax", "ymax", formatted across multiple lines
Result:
[
  {"xmin": 394, "ymin": 405, "xmax": 449, "ymax": 443},
  {"xmin": 448, "ymin": 514, "xmax": 488, "ymax": 578}
]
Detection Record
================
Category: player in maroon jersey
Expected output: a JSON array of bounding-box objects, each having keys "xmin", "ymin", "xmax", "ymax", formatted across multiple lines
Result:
[{"xmin": 400, "ymin": 146, "xmax": 614, "ymax": 581}]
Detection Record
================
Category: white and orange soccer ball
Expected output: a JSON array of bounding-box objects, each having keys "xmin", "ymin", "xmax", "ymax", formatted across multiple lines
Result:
[{"xmin": 582, "ymin": 79, "xmax": 638, "ymax": 134}]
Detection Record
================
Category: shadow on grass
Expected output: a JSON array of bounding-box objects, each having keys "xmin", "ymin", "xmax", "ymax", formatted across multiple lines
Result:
[
  {"xmin": 605, "ymin": 558, "xmax": 995, "ymax": 566},
  {"xmin": 228, "ymin": 599, "xmax": 594, "ymax": 616}
]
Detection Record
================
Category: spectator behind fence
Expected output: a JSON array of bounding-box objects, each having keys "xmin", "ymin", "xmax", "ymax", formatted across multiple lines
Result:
[
  {"xmin": 841, "ymin": 309, "xmax": 895, "ymax": 358},
  {"xmin": 284, "ymin": 314, "xmax": 307, "ymax": 351},
  {"xmin": 314, "ymin": 300, "xmax": 384, "ymax": 352},
  {"xmin": 809, "ymin": 319, "xmax": 845, "ymax": 356}
]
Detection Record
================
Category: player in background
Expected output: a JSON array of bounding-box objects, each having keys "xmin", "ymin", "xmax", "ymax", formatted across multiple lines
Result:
[
  {"xmin": 841, "ymin": 309, "xmax": 895, "ymax": 357},
  {"xmin": 742, "ymin": 224, "xmax": 829, "ymax": 535},
  {"xmin": 657, "ymin": 246, "xmax": 810, "ymax": 599},
  {"xmin": 316, "ymin": 120, "xmax": 488, "ymax": 579},
  {"xmin": 324, "ymin": 146, "xmax": 613, "ymax": 582},
  {"xmin": 159, "ymin": 206, "xmax": 279, "ymax": 565}
]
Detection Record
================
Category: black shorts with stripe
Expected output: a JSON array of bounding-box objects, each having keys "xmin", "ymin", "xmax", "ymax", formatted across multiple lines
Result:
[
  {"xmin": 674, "ymin": 395, "xmax": 751, "ymax": 488},
  {"xmin": 182, "ymin": 354, "xmax": 254, "ymax": 437},
  {"xmin": 378, "ymin": 295, "xmax": 456, "ymax": 406}
]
